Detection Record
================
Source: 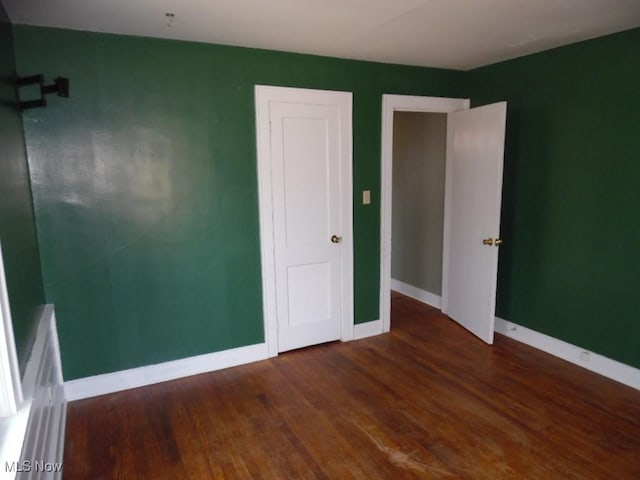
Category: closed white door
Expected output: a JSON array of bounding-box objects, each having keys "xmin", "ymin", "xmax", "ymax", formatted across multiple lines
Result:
[
  {"xmin": 442, "ymin": 102, "xmax": 507, "ymax": 344},
  {"xmin": 255, "ymin": 86, "xmax": 353, "ymax": 354}
]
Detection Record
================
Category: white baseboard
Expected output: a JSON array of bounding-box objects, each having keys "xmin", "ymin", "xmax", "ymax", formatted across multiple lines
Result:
[
  {"xmin": 390, "ymin": 279, "xmax": 441, "ymax": 309},
  {"xmin": 353, "ymin": 319, "xmax": 383, "ymax": 340},
  {"xmin": 64, "ymin": 342, "xmax": 269, "ymax": 401},
  {"xmin": 495, "ymin": 318, "xmax": 640, "ymax": 391}
]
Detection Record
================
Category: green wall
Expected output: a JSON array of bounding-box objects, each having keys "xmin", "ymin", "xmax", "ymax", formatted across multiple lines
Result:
[
  {"xmin": 469, "ymin": 28, "xmax": 640, "ymax": 369},
  {"xmin": 0, "ymin": 5, "xmax": 46, "ymax": 373},
  {"xmin": 14, "ymin": 23, "xmax": 638, "ymax": 381},
  {"xmin": 13, "ymin": 26, "xmax": 465, "ymax": 380}
]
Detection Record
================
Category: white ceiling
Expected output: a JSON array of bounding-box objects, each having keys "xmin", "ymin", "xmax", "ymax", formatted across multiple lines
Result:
[{"xmin": 4, "ymin": 0, "xmax": 640, "ymax": 70}]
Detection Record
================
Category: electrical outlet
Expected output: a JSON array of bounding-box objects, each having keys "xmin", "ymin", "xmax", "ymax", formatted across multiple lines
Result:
[{"xmin": 362, "ymin": 190, "xmax": 371, "ymax": 205}]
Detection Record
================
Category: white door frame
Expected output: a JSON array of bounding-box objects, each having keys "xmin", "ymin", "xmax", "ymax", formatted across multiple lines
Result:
[
  {"xmin": 255, "ymin": 85, "xmax": 354, "ymax": 357},
  {"xmin": 380, "ymin": 94, "xmax": 469, "ymax": 332}
]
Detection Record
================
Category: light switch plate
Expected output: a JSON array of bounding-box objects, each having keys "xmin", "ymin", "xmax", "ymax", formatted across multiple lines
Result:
[{"xmin": 363, "ymin": 190, "xmax": 371, "ymax": 205}]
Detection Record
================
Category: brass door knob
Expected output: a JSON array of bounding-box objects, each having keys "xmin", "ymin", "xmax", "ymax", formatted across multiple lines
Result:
[
  {"xmin": 495, "ymin": 238, "xmax": 503, "ymax": 246},
  {"xmin": 331, "ymin": 235, "xmax": 342, "ymax": 244},
  {"xmin": 482, "ymin": 238, "xmax": 493, "ymax": 246}
]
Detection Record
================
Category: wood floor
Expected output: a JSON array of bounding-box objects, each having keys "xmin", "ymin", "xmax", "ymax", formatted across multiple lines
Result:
[{"xmin": 63, "ymin": 293, "xmax": 640, "ymax": 479}]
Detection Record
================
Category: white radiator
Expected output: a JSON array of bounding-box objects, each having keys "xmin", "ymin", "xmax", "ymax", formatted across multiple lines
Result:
[{"xmin": 13, "ymin": 306, "xmax": 66, "ymax": 479}]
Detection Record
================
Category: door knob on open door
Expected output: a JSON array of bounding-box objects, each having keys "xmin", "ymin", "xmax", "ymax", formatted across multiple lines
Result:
[
  {"xmin": 482, "ymin": 238, "xmax": 493, "ymax": 246},
  {"xmin": 331, "ymin": 235, "xmax": 342, "ymax": 244},
  {"xmin": 495, "ymin": 238, "xmax": 503, "ymax": 246}
]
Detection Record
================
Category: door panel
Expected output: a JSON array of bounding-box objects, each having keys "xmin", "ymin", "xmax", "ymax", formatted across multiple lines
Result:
[
  {"xmin": 287, "ymin": 262, "xmax": 331, "ymax": 326},
  {"xmin": 442, "ymin": 102, "xmax": 507, "ymax": 344},
  {"xmin": 255, "ymin": 86, "xmax": 353, "ymax": 354},
  {"xmin": 281, "ymin": 115, "xmax": 332, "ymax": 245}
]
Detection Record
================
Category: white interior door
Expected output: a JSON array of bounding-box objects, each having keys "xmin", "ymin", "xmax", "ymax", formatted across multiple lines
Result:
[
  {"xmin": 442, "ymin": 102, "xmax": 507, "ymax": 344},
  {"xmin": 255, "ymin": 86, "xmax": 353, "ymax": 355}
]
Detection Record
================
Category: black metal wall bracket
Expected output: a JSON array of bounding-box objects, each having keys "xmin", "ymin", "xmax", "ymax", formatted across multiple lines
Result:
[{"xmin": 17, "ymin": 74, "xmax": 69, "ymax": 110}]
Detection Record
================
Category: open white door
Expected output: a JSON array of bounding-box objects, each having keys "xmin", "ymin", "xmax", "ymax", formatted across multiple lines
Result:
[
  {"xmin": 256, "ymin": 86, "xmax": 353, "ymax": 355},
  {"xmin": 442, "ymin": 102, "xmax": 507, "ymax": 344}
]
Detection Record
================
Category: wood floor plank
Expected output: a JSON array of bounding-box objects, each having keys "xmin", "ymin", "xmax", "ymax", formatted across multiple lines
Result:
[{"xmin": 63, "ymin": 293, "xmax": 640, "ymax": 479}]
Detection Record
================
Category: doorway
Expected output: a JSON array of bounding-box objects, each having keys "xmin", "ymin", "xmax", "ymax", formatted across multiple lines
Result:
[
  {"xmin": 380, "ymin": 95, "xmax": 469, "ymax": 333},
  {"xmin": 381, "ymin": 95, "xmax": 507, "ymax": 344},
  {"xmin": 391, "ymin": 111, "xmax": 447, "ymax": 310}
]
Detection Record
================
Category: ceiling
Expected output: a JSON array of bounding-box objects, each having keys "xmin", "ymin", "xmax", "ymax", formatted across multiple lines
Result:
[{"xmin": 4, "ymin": 0, "xmax": 640, "ymax": 70}]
